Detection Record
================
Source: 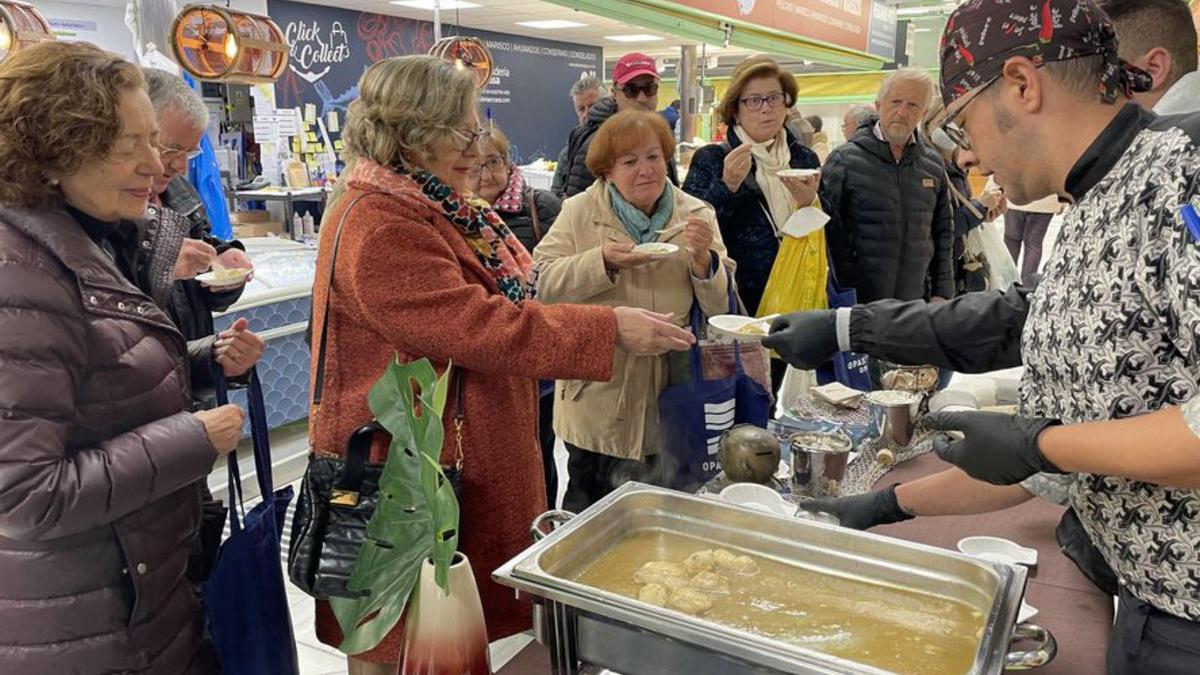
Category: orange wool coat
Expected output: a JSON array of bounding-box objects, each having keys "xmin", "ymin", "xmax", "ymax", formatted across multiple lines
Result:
[{"xmin": 309, "ymin": 161, "xmax": 617, "ymax": 662}]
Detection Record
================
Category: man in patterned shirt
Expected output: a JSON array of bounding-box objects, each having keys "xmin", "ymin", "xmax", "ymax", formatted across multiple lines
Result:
[{"xmin": 765, "ymin": 0, "xmax": 1200, "ymax": 671}]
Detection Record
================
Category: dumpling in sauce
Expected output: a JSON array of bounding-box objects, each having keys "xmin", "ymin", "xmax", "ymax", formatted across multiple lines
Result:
[
  {"xmin": 634, "ymin": 560, "xmax": 688, "ymax": 586},
  {"xmin": 683, "ymin": 549, "xmax": 715, "ymax": 575},
  {"xmin": 668, "ymin": 587, "xmax": 714, "ymax": 615},
  {"xmin": 689, "ymin": 570, "xmax": 730, "ymax": 594},
  {"xmin": 638, "ymin": 583, "xmax": 669, "ymax": 607},
  {"xmin": 713, "ymin": 548, "xmax": 759, "ymax": 575}
]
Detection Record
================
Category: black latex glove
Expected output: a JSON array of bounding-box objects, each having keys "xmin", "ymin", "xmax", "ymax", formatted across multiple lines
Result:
[
  {"xmin": 762, "ymin": 309, "xmax": 838, "ymax": 369},
  {"xmin": 799, "ymin": 484, "xmax": 914, "ymax": 530},
  {"xmin": 927, "ymin": 411, "xmax": 1063, "ymax": 486}
]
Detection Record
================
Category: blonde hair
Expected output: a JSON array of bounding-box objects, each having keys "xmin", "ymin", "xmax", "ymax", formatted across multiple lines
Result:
[
  {"xmin": 485, "ymin": 125, "xmax": 510, "ymax": 160},
  {"xmin": 876, "ymin": 67, "xmax": 937, "ymax": 110},
  {"xmin": 341, "ymin": 55, "xmax": 477, "ymax": 171}
]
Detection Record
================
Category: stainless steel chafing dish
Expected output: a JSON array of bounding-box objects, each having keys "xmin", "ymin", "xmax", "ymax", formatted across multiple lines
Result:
[{"xmin": 493, "ymin": 483, "xmax": 1056, "ymax": 675}]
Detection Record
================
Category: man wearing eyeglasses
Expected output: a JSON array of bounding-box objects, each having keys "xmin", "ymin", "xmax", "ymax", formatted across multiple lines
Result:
[
  {"xmin": 144, "ymin": 70, "xmax": 262, "ymax": 403},
  {"xmin": 766, "ymin": 0, "xmax": 1200, "ymax": 670},
  {"xmin": 556, "ymin": 53, "xmax": 680, "ymax": 199},
  {"xmin": 818, "ymin": 67, "xmax": 956, "ymax": 305}
]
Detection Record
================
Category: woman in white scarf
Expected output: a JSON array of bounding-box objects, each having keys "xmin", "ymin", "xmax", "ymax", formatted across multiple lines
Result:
[{"xmin": 681, "ymin": 55, "xmax": 827, "ymax": 405}]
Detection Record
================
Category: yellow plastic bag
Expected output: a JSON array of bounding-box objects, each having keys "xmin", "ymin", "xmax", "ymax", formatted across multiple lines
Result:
[{"xmin": 756, "ymin": 226, "xmax": 829, "ymax": 318}]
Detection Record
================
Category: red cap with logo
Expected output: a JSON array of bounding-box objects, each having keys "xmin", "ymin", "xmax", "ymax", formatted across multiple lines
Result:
[{"xmin": 612, "ymin": 52, "xmax": 659, "ymax": 86}]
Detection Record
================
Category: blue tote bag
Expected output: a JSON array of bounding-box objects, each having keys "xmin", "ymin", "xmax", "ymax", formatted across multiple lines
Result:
[
  {"xmin": 203, "ymin": 369, "xmax": 299, "ymax": 675},
  {"xmin": 817, "ymin": 256, "xmax": 872, "ymax": 391},
  {"xmin": 658, "ymin": 274, "xmax": 772, "ymax": 491}
]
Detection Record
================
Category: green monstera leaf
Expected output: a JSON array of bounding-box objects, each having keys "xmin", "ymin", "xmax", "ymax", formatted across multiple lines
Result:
[{"xmin": 330, "ymin": 357, "xmax": 461, "ymax": 655}]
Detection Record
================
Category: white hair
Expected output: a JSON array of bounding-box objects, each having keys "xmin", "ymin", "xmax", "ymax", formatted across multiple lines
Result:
[
  {"xmin": 570, "ymin": 75, "xmax": 604, "ymax": 99},
  {"xmin": 876, "ymin": 67, "xmax": 937, "ymax": 110},
  {"xmin": 143, "ymin": 68, "xmax": 209, "ymax": 129},
  {"xmin": 845, "ymin": 103, "xmax": 876, "ymax": 127}
]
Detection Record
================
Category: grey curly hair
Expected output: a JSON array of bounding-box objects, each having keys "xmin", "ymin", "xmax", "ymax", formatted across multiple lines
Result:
[{"xmin": 341, "ymin": 55, "xmax": 477, "ymax": 171}]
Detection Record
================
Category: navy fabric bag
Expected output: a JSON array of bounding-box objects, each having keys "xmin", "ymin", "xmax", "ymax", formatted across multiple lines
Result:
[
  {"xmin": 658, "ymin": 274, "xmax": 772, "ymax": 491},
  {"xmin": 203, "ymin": 369, "xmax": 299, "ymax": 675},
  {"xmin": 817, "ymin": 257, "xmax": 872, "ymax": 391}
]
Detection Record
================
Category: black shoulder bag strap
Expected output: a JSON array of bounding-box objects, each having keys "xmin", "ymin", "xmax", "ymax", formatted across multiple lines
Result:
[
  {"xmin": 311, "ymin": 193, "xmax": 370, "ymax": 415},
  {"xmin": 527, "ymin": 187, "xmax": 544, "ymax": 244}
]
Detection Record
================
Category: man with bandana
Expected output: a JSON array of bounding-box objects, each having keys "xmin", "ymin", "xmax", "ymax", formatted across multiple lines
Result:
[{"xmin": 764, "ymin": 0, "xmax": 1200, "ymax": 671}]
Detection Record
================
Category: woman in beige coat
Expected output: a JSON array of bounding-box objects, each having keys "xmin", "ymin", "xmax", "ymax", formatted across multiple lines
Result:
[{"xmin": 534, "ymin": 110, "xmax": 733, "ymax": 511}]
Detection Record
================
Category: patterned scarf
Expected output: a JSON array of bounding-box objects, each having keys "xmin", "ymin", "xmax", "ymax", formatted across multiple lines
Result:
[
  {"xmin": 492, "ymin": 162, "xmax": 526, "ymax": 214},
  {"xmin": 411, "ymin": 170, "xmax": 538, "ymax": 304}
]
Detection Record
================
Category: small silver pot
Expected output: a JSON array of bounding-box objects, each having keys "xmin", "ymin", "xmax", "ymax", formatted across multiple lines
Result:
[
  {"xmin": 865, "ymin": 390, "xmax": 923, "ymax": 448},
  {"xmin": 789, "ymin": 430, "xmax": 852, "ymax": 498}
]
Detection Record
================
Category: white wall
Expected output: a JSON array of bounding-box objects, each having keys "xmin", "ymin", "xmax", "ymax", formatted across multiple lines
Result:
[{"xmin": 33, "ymin": 0, "xmax": 136, "ymax": 59}]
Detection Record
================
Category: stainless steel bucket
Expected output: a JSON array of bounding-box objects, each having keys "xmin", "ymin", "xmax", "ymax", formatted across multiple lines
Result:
[{"xmin": 865, "ymin": 390, "xmax": 923, "ymax": 447}]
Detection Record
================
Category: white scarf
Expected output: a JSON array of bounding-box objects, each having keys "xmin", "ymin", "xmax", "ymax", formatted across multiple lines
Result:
[{"xmin": 735, "ymin": 125, "xmax": 794, "ymax": 236}]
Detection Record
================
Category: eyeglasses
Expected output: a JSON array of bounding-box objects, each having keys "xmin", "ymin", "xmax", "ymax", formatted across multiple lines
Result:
[
  {"xmin": 469, "ymin": 155, "xmax": 506, "ymax": 177},
  {"xmin": 620, "ymin": 82, "xmax": 659, "ymax": 99},
  {"xmin": 158, "ymin": 144, "xmax": 204, "ymax": 163},
  {"xmin": 938, "ymin": 76, "xmax": 1000, "ymax": 152},
  {"xmin": 739, "ymin": 92, "xmax": 788, "ymax": 111},
  {"xmin": 451, "ymin": 126, "xmax": 491, "ymax": 152}
]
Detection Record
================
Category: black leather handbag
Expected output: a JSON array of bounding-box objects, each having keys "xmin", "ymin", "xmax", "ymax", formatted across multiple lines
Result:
[{"xmin": 287, "ymin": 196, "xmax": 463, "ymax": 599}]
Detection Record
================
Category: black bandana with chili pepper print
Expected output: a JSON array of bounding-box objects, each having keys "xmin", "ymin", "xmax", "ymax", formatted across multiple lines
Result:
[{"xmin": 939, "ymin": 0, "xmax": 1153, "ymax": 107}]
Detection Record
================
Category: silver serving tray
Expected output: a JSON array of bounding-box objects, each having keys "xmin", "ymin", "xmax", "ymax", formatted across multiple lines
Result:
[{"xmin": 494, "ymin": 482, "xmax": 1054, "ymax": 675}]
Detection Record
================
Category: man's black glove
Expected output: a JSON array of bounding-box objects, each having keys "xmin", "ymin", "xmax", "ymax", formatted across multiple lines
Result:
[
  {"xmin": 762, "ymin": 309, "xmax": 839, "ymax": 369},
  {"xmin": 798, "ymin": 484, "xmax": 914, "ymax": 530},
  {"xmin": 927, "ymin": 411, "xmax": 1063, "ymax": 486}
]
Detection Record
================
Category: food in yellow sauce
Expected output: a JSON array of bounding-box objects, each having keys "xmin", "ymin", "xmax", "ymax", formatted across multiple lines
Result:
[
  {"xmin": 667, "ymin": 586, "xmax": 713, "ymax": 615},
  {"xmin": 683, "ymin": 549, "xmax": 715, "ymax": 575},
  {"xmin": 688, "ymin": 570, "xmax": 730, "ymax": 594},
  {"xmin": 638, "ymin": 583, "xmax": 669, "ymax": 607},
  {"xmin": 573, "ymin": 531, "xmax": 985, "ymax": 675},
  {"xmin": 738, "ymin": 321, "xmax": 769, "ymax": 336},
  {"xmin": 633, "ymin": 560, "xmax": 688, "ymax": 586}
]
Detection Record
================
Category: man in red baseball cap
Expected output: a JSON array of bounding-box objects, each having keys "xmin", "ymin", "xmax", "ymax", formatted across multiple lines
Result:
[{"xmin": 556, "ymin": 52, "xmax": 679, "ymax": 198}]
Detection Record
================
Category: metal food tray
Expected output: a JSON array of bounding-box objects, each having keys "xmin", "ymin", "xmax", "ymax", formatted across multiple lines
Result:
[{"xmin": 494, "ymin": 482, "xmax": 1055, "ymax": 675}]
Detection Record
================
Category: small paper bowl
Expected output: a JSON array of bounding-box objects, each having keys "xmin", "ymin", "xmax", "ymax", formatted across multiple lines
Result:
[
  {"xmin": 196, "ymin": 268, "xmax": 251, "ymax": 288},
  {"xmin": 957, "ymin": 536, "xmax": 1038, "ymax": 566},
  {"xmin": 631, "ymin": 242, "xmax": 679, "ymax": 257},
  {"xmin": 719, "ymin": 483, "xmax": 792, "ymax": 516},
  {"xmin": 708, "ymin": 314, "xmax": 770, "ymax": 342},
  {"xmin": 777, "ymin": 168, "xmax": 819, "ymax": 179}
]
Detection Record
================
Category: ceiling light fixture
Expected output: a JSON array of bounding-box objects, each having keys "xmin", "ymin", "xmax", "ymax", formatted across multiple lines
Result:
[
  {"xmin": 604, "ymin": 34, "xmax": 664, "ymax": 43},
  {"xmin": 390, "ymin": 0, "xmax": 481, "ymax": 9},
  {"xmin": 0, "ymin": 0, "xmax": 53, "ymax": 64},
  {"xmin": 515, "ymin": 19, "xmax": 587, "ymax": 29},
  {"xmin": 171, "ymin": 4, "xmax": 288, "ymax": 83}
]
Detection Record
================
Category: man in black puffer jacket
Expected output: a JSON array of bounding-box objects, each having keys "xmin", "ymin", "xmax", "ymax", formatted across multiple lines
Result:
[
  {"xmin": 820, "ymin": 68, "xmax": 955, "ymax": 303},
  {"xmin": 558, "ymin": 52, "xmax": 679, "ymax": 198}
]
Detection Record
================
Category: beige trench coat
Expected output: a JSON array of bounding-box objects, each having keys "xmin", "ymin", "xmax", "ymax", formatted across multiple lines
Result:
[{"xmin": 533, "ymin": 180, "xmax": 733, "ymax": 460}]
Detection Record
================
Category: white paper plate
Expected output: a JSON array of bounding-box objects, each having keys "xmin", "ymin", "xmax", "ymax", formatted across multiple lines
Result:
[
  {"xmin": 196, "ymin": 268, "xmax": 251, "ymax": 288},
  {"xmin": 708, "ymin": 314, "xmax": 771, "ymax": 341},
  {"xmin": 777, "ymin": 168, "xmax": 820, "ymax": 179},
  {"xmin": 631, "ymin": 242, "xmax": 679, "ymax": 257},
  {"xmin": 958, "ymin": 535, "xmax": 1038, "ymax": 566}
]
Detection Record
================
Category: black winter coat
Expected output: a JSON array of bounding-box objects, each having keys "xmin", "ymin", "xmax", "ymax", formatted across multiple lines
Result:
[
  {"xmin": 681, "ymin": 129, "xmax": 820, "ymax": 316},
  {"xmin": 819, "ymin": 126, "xmax": 955, "ymax": 302},
  {"xmin": 501, "ymin": 186, "xmax": 562, "ymax": 251},
  {"xmin": 559, "ymin": 97, "xmax": 679, "ymax": 199}
]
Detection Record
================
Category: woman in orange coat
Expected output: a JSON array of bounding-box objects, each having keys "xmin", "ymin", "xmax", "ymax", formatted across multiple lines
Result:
[{"xmin": 309, "ymin": 55, "xmax": 695, "ymax": 674}]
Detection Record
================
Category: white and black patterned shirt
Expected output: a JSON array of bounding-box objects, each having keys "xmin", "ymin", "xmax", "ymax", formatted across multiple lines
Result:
[{"xmin": 1020, "ymin": 105, "xmax": 1200, "ymax": 620}]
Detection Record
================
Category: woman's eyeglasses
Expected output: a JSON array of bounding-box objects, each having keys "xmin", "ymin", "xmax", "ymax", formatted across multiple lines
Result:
[
  {"xmin": 620, "ymin": 82, "xmax": 659, "ymax": 99},
  {"xmin": 739, "ymin": 92, "xmax": 788, "ymax": 111},
  {"xmin": 451, "ymin": 126, "xmax": 491, "ymax": 152},
  {"xmin": 469, "ymin": 155, "xmax": 506, "ymax": 178}
]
